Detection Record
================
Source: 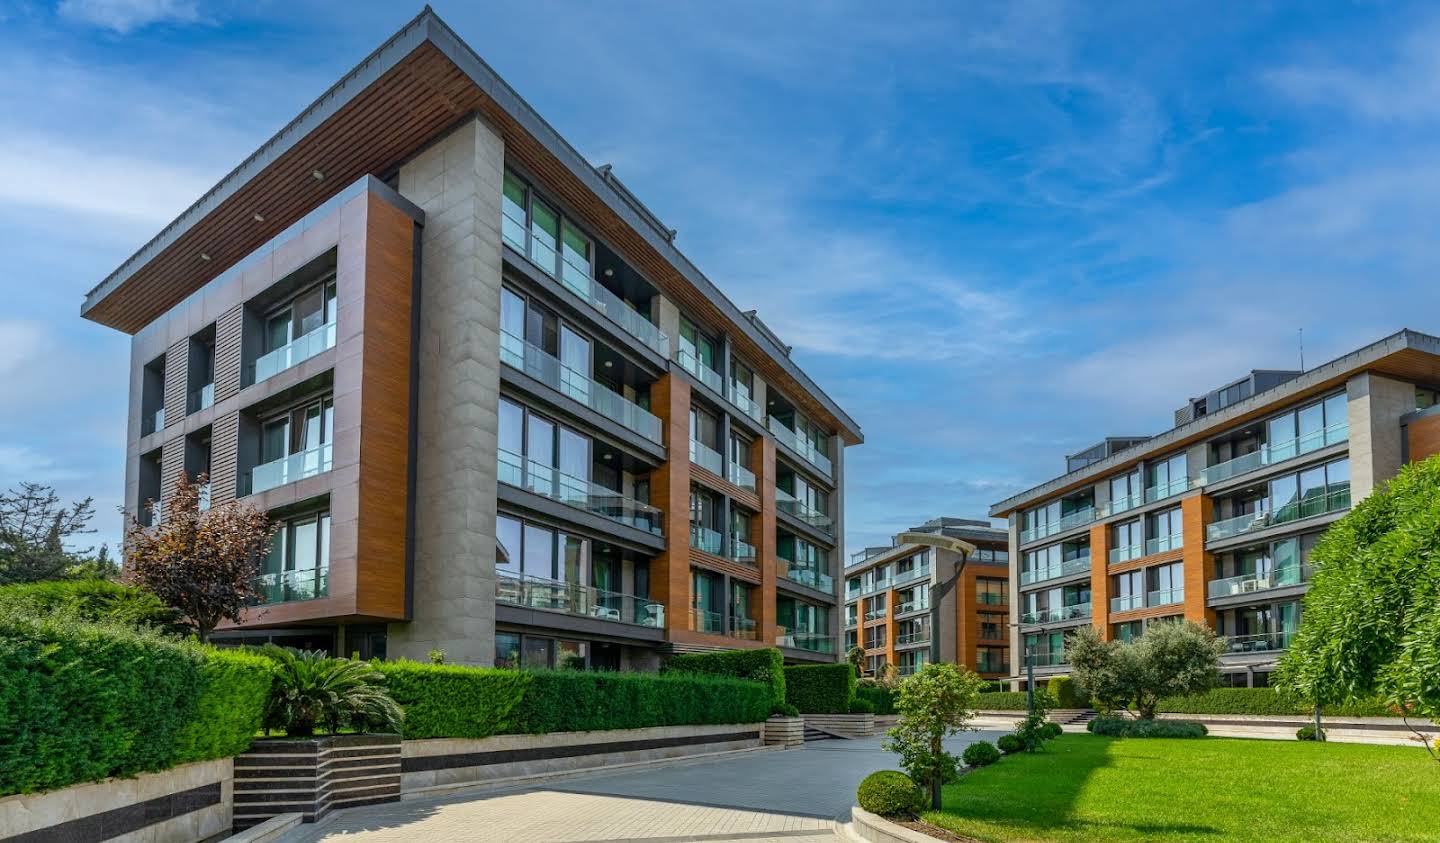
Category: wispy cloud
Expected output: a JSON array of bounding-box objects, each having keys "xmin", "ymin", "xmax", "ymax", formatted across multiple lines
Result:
[
  {"xmin": 1264, "ymin": 18, "xmax": 1440, "ymax": 123},
  {"xmin": 57, "ymin": 0, "xmax": 199, "ymax": 33},
  {"xmin": 0, "ymin": 134, "xmax": 211, "ymax": 223}
]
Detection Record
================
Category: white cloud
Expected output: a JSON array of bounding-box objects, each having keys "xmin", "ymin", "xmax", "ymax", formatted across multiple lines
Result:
[
  {"xmin": 0, "ymin": 134, "xmax": 211, "ymax": 223},
  {"xmin": 1263, "ymin": 18, "xmax": 1440, "ymax": 122},
  {"xmin": 57, "ymin": 0, "xmax": 199, "ymax": 33}
]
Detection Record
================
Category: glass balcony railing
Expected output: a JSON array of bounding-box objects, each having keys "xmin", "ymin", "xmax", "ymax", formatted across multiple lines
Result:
[
  {"xmin": 846, "ymin": 614, "xmax": 859, "ymax": 628},
  {"xmin": 496, "ymin": 572, "xmax": 664, "ymax": 628},
  {"xmin": 1021, "ymin": 602, "xmax": 1091, "ymax": 624},
  {"xmin": 729, "ymin": 385, "xmax": 764, "ymax": 423},
  {"xmin": 677, "ymin": 348, "xmax": 725, "ymax": 394},
  {"xmin": 727, "ymin": 461, "xmax": 757, "ymax": 491},
  {"xmin": 1199, "ymin": 422, "xmax": 1349, "ymax": 486},
  {"xmin": 1224, "ymin": 630, "xmax": 1294, "ymax": 654},
  {"xmin": 143, "ymin": 406, "xmax": 165, "ymax": 436},
  {"xmin": 863, "ymin": 577, "xmax": 893, "ymax": 595},
  {"xmin": 1206, "ymin": 487, "xmax": 1351, "ymax": 542},
  {"xmin": 500, "ymin": 331, "xmax": 663, "ymax": 444},
  {"xmin": 1109, "ymin": 544, "xmax": 1141, "ymax": 564},
  {"xmin": 690, "ymin": 524, "xmax": 723, "ymax": 555},
  {"xmin": 1106, "ymin": 493, "xmax": 1142, "ymax": 517},
  {"xmin": 1110, "ymin": 594, "xmax": 1143, "ymax": 613},
  {"xmin": 776, "ymin": 488, "xmax": 833, "ymax": 533},
  {"xmin": 1020, "ymin": 506, "xmax": 1098, "ymax": 543},
  {"xmin": 1145, "ymin": 533, "xmax": 1183, "ymax": 556},
  {"xmin": 977, "ymin": 660, "xmax": 1011, "ymax": 675},
  {"xmin": 846, "ymin": 584, "xmax": 861, "ymax": 601},
  {"xmin": 1020, "ymin": 556, "xmax": 1090, "ymax": 585},
  {"xmin": 498, "ymin": 448, "xmax": 663, "ymax": 535},
  {"xmin": 1148, "ymin": 587, "xmax": 1184, "ymax": 607},
  {"xmin": 188, "ymin": 382, "xmax": 214, "ymax": 414},
  {"xmin": 1145, "ymin": 476, "xmax": 1189, "ymax": 503},
  {"xmin": 198, "ymin": 483, "xmax": 211, "ymax": 511},
  {"xmin": 893, "ymin": 564, "xmax": 932, "ymax": 586},
  {"xmin": 730, "ymin": 535, "xmax": 757, "ymax": 563},
  {"xmin": 1208, "ymin": 564, "xmax": 1313, "ymax": 599},
  {"xmin": 730, "ymin": 617, "xmax": 760, "ymax": 640},
  {"xmin": 250, "ymin": 443, "xmax": 332, "ymax": 496},
  {"xmin": 255, "ymin": 567, "xmax": 328, "ymax": 604},
  {"xmin": 781, "ymin": 563, "xmax": 835, "ymax": 594},
  {"xmin": 690, "ymin": 607, "xmax": 724, "ymax": 634},
  {"xmin": 896, "ymin": 631, "xmax": 931, "ymax": 646},
  {"xmin": 864, "ymin": 607, "xmax": 888, "ymax": 621},
  {"xmin": 253, "ymin": 321, "xmax": 336, "ymax": 384},
  {"xmin": 689, "ymin": 439, "xmax": 723, "ymax": 475},
  {"xmin": 1024, "ymin": 650, "xmax": 1066, "ymax": 667},
  {"xmin": 777, "ymin": 630, "xmax": 836, "ymax": 654},
  {"xmin": 557, "ymin": 269, "xmax": 670, "ymax": 357},
  {"xmin": 976, "ymin": 592, "xmax": 1008, "ymax": 606},
  {"xmin": 766, "ymin": 417, "xmax": 833, "ymax": 476}
]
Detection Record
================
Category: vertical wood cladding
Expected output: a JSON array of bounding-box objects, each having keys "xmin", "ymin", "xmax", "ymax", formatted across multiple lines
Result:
[
  {"xmin": 214, "ymin": 305, "xmax": 244, "ymax": 403},
  {"xmin": 1181, "ymin": 494, "xmax": 1215, "ymax": 627},
  {"xmin": 1089, "ymin": 522, "xmax": 1111, "ymax": 639},
  {"xmin": 1407, "ymin": 414, "xmax": 1440, "ymax": 462},
  {"xmin": 162, "ymin": 338, "xmax": 187, "ymax": 428},
  {"xmin": 210, "ymin": 410, "xmax": 240, "ymax": 507},
  {"xmin": 648, "ymin": 374, "xmax": 694, "ymax": 640},
  {"xmin": 755, "ymin": 437, "xmax": 778, "ymax": 644}
]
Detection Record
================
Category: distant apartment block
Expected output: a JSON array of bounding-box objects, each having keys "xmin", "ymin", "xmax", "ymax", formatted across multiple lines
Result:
[
  {"xmin": 82, "ymin": 10, "xmax": 860, "ymax": 668},
  {"xmin": 990, "ymin": 330, "xmax": 1440, "ymax": 688},
  {"xmin": 842, "ymin": 518, "xmax": 1009, "ymax": 680}
]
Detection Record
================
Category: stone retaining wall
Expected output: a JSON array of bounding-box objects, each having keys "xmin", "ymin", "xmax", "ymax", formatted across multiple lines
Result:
[
  {"xmin": 763, "ymin": 716, "xmax": 805, "ymax": 747},
  {"xmin": 232, "ymin": 734, "xmax": 402, "ymax": 831},
  {"xmin": 802, "ymin": 713, "xmax": 875, "ymax": 737},
  {"xmin": 0, "ymin": 758, "xmax": 231, "ymax": 843}
]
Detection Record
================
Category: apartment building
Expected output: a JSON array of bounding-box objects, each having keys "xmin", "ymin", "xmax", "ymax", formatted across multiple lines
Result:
[
  {"xmin": 81, "ymin": 9, "xmax": 860, "ymax": 669},
  {"xmin": 842, "ymin": 518, "xmax": 1009, "ymax": 680},
  {"xmin": 991, "ymin": 330, "xmax": 1440, "ymax": 689}
]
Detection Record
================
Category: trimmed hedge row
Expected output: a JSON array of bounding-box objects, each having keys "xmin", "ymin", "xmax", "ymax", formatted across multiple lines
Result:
[
  {"xmin": 975, "ymin": 691, "xmax": 1032, "ymax": 710},
  {"xmin": 784, "ymin": 663, "xmax": 855, "ymax": 714},
  {"xmin": 1156, "ymin": 688, "xmax": 1395, "ymax": 717},
  {"xmin": 376, "ymin": 660, "xmax": 530, "ymax": 739},
  {"xmin": 665, "ymin": 648, "xmax": 786, "ymax": 710},
  {"xmin": 0, "ymin": 579, "xmax": 183, "ymax": 633},
  {"xmin": 1089, "ymin": 716, "xmax": 1208, "ymax": 738},
  {"xmin": 0, "ymin": 611, "xmax": 271, "ymax": 796},
  {"xmin": 855, "ymin": 683, "xmax": 897, "ymax": 715}
]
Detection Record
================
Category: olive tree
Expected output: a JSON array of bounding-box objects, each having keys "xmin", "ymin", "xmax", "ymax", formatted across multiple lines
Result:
[
  {"xmin": 883, "ymin": 662, "xmax": 984, "ymax": 810},
  {"xmin": 1067, "ymin": 621, "xmax": 1223, "ymax": 719},
  {"xmin": 1277, "ymin": 455, "xmax": 1440, "ymax": 759}
]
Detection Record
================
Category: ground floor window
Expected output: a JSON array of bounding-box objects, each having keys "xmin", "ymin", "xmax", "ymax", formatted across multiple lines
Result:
[{"xmin": 497, "ymin": 630, "xmax": 593, "ymax": 670}]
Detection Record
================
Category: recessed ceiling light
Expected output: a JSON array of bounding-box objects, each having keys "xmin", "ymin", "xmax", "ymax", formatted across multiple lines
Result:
[
  {"xmin": 604, "ymin": 268, "xmax": 614, "ymax": 277},
  {"xmin": 604, "ymin": 360, "xmax": 613, "ymax": 368},
  {"xmin": 311, "ymin": 169, "xmax": 325, "ymax": 181},
  {"xmin": 253, "ymin": 213, "xmax": 265, "ymax": 222},
  {"xmin": 199, "ymin": 253, "xmax": 211, "ymax": 262}
]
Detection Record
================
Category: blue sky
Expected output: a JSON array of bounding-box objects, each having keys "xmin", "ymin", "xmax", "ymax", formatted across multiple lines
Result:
[{"xmin": 3, "ymin": 0, "xmax": 1440, "ymax": 556}]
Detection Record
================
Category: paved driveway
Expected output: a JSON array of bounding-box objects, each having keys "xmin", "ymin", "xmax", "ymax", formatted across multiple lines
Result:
[{"xmin": 283, "ymin": 730, "xmax": 1004, "ymax": 842}]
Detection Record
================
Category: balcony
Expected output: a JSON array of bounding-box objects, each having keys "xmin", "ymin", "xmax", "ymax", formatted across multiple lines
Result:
[
  {"xmin": 557, "ymin": 268, "xmax": 670, "ymax": 357},
  {"xmin": 895, "ymin": 599, "xmax": 927, "ymax": 615},
  {"xmin": 1020, "ymin": 556, "xmax": 1090, "ymax": 586},
  {"xmin": 1108, "ymin": 544, "xmax": 1141, "ymax": 564},
  {"xmin": 729, "ymin": 385, "xmax": 764, "ymax": 423},
  {"xmin": 188, "ymin": 382, "xmax": 214, "ymax": 414},
  {"xmin": 1024, "ymin": 650, "xmax": 1066, "ymax": 667},
  {"xmin": 730, "ymin": 535, "xmax": 757, "ymax": 564},
  {"xmin": 497, "ymin": 572, "xmax": 664, "ymax": 628},
  {"xmin": 143, "ymin": 406, "xmax": 165, "ymax": 436},
  {"xmin": 767, "ymin": 417, "xmax": 832, "ymax": 476},
  {"xmin": 863, "ymin": 576, "xmax": 893, "ymax": 595},
  {"xmin": 690, "ymin": 607, "xmax": 724, "ymax": 635},
  {"xmin": 1147, "ymin": 586, "xmax": 1184, "ymax": 607},
  {"xmin": 500, "ymin": 331, "xmax": 663, "ymax": 444},
  {"xmin": 253, "ymin": 321, "xmax": 336, "ymax": 385},
  {"xmin": 776, "ymin": 488, "xmax": 833, "ymax": 533},
  {"xmin": 255, "ymin": 567, "xmax": 328, "ymax": 604},
  {"xmin": 976, "ymin": 659, "xmax": 1010, "ymax": 675},
  {"xmin": 777, "ymin": 630, "xmax": 836, "ymax": 654},
  {"xmin": 690, "ymin": 524, "xmax": 723, "ymax": 555},
  {"xmin": 864, "ymin": 607, "xmax": 887, "ymax": 621},
  {"xmin": 1021, "ymin": 602, "xmax": 1091, "ymax": 625},
  {"xmin": 893, "ymin": 564, "xmax": 932, "ymax": 586},
  {"xmin": 1110, "ymin": 594, "xmax": 1143, "ymax": 613},
  {"xmin": 1206, "ymin": 487, "xmax": 1351, "ymax": 542},
  {"xmin": 726, "ymin": 461, "xmax": 757, "ymax": 491},
  {"xmin": 896, "ymin": 663, "xmax": 926, "ymax": 677},
  {"xmin": 1106, "ymin": 493, "xmax": 1142, "ymax": 517},
  {"xmin": 689, "ymin": 439, "xmax": 723, "ymax": 475},
  {"xmin": 730, "ymin": 617, "xmax": 760, "ymax": 641},
  {"xmin": 1208, "ymin": 565, "xmax": 1313, "ymax": 600},
  {"xmin": 846, "ymin": 585, "xmax": 861, "ymax": 601},
  {"xmin": 498, "ymin": 448, "xmax": 663, "ymax": 535},
  {"xmin": 896, "ymin": 631, "xmax": 930, "ymax": 647},
  {"xmin": 1199, "ymin": 421, "xmax": 1349, "ymax": 487},
  {"xmin": 1145, "ymin": 476, "xmax": 1189, "ymax": 503},
  {"xmin": 1144, "ymin": 533, "xmax": 1183, "ymax": 556},
  {"xmin": 1224, "ymin": 630, "xmax": 1293, "ymax": 654},
  {"xmin": 781, "ymin": 563, "xmax": 834, "ymax": 594},
  {"xmin": 250, "ymin": 443, "xmax": 332, "ymax": 496},
  {"xmin": 677, "ymin": 348, "xmax": 725, "ymax": 395},
  {"xmin": 1020, "ymin": 506, "xmax": 1098, "ymax": 544}
]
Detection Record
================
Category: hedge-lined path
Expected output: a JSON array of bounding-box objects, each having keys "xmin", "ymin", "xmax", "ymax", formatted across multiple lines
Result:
[{"xmin": 279, "ymin": 731, "xmax": 1004, "ymax": 842}]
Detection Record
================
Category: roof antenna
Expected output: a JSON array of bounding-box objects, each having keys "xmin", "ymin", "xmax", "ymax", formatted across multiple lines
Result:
[{"xmin": 1298, "ymin": 328, "xmax": 1305, "ymax": 371}]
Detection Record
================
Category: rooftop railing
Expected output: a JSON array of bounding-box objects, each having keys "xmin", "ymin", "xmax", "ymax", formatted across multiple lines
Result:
[
  {"xmin": 498, "ymin": 448, "xmax": 663, "ymax": 535},
  {"xmin": 496, "ymin": 572, "xmax": 664, "ymax": 628},
  {"xmin": 501, "ymin": 330, "xmax": 663, "ymax": 444}
]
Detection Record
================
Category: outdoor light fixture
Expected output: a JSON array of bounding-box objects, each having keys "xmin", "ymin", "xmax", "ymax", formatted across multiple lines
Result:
[
  {"xmin": 253, "ymin": 213, "xmax": 265, "ymax": 222},
  {"xmin": 199, "ymin": 253, "xmax": 211, "ymax": 262},
  {"xmin": 604, "ymin": 267, "xmax": 614, "ymax": 277},
  {"xmin": 604, "ymin": 360, "xmax": 613, "ymax": 368},
  {"xmin": 311, "ymin": 169, "xmax": 325, "ymax": 180}
]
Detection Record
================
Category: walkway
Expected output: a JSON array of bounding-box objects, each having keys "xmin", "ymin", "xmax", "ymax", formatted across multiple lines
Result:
[{"xmin": 281, "ymin": 730, "xmax": 1002, "ymax": 842}]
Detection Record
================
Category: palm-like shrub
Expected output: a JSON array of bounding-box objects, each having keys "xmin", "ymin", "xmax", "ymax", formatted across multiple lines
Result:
[{"xmin": 262, "ymin": 646, "xmax": 403, "ymax": 737}]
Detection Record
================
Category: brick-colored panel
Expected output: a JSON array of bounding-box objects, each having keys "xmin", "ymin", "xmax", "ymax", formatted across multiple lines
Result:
[
  {"xmin": 163, "ymin": 339, "xmax": 187, "ymax": 427},
  {"xmin": 214, "ymin": 305, "xmax": 244, "ymax": 403},
  {"xmin": 755, "ymin": 437, "xmax": 778, "ymax": 644},
  {"xmin": 1089, "ymin": 523, "xmax": 1111, "ymax": 638},
  {"xmin": 210, "ymin": 410, "xmax": 240, "ymax": 506},
  {"xmin": 1181, "ymin": 494, "xmax": 1214, "ymax": 627},
  {"xmin": 648, "ymin": 374, "xmax": 692, "ymax": 638},
  {"xmin": 1408, "ymin": 415, "xmax": 1440, "ymax": 463}
]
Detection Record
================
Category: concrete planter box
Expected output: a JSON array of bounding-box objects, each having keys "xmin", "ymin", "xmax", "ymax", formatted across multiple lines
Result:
[
  {"xmin": 763, "ymin": 716, "xmax": 805, "ymax": 747},
  {"xmin": 233, "ymin": 734, "xmax": 401, "ymax": 830},
  {"xmin": 401, "ymin": 722, "xmax": 764, "ymax": 798},
  {"xmin": 0, "ymin": 757, "xmax": 231, "ymax": 843},
  {"xmin": 803, "ymin": 712, "xmax": 874, "ymax": 737}
]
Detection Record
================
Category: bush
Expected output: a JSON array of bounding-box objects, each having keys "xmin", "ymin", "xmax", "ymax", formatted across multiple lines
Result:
[
  {"xmin": 375, "ymin": 660, "xmax": 531, "ymax": 739},
  {"xmin": 1041, "ymin": 722, "xmax": 1063, "ymax": 739},
  {"xmin": 1156, "ymin": 688, "xmax": 1394, "ymax": 717},
  {"xmin": 962, "ymin": 740, "xmax": 1001, "ymax": 767},
  {"xmin": 976, "ymin": 691, "xmax": 1030, "ymax": 710},
  {"xmin": 0, "ymin": 611, "xmax": 268, "ymax": 796},
  {"xmin": 856, "ymin": 682, "xmax": 898, "ymax": 715},
  {"xmin": 0, "ymin": 579, "xmax": 183, "ymax": 632},
  {"xmin": 1047, "ymin": 675, "xmax": 1083, "ymax": 708},
  {"xmin": 997, "ymin": 733, "xmax": 1024, "ymax": 754},
  {"xmin": 511, "ymin": 670, "xmax": 770, "ymax": 733},
  {"xmin": 261, "ymin": 647, "xmax": 402, "ymax": 737},
  {"xmin": 784, "ymin": 663, "xmax": 856, "ymax": 714},
  {"xmin": 666, "ymin": 648, "xmax": 785, "ymax": 709},
  {"xmin": 849, "ymin": 697, "xmax": 876, "ymax": 714},
  {"xmin": 772, "ymin": 702, "xmax": 800, "ymax": 717},
  {"xmin": 1089, "ymin": 716, "xmax": 1208, "ymax": 738},
  {"xmin": 1297, "ymin": 725, "xmax": 1326, "ymax": 741},
  {"xmin": 856, "ymin": 770, "xmax": 923, "ymax": 818}
]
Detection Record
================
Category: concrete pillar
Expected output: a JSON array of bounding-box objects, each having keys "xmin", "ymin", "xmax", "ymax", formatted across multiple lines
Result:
[
  {"xmin": 1347, "ymin": 373, "xmax": 1413, "ymax": 501},
  {"xmin": 387, "ymin": 117, "xmax": 506, "ymax": 665},
  {"xmin": 657, "ymin": 296, "xmax": 681, "ymax": 361}
]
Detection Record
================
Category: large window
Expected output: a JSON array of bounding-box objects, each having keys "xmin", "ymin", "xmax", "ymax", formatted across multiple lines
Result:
[
  {"xmin": 979, "ymin": 612, "xmax": 1006, "ymax": 641},
  {"xmin": 976, "ymin": 577, "xmax": 1008, "ymax": 605},
  {"xmin": 502, "ymin": 172, "xmax": 594, "ymax": 292},
  {"xmin": 1268, "ymin": 458, "xmax": 1350, "ymax": 520},
  {"xmin": 260, "ymin": 511, "xmax": 331, "ymax": 603},
  {"xmin": 1148, "ymin": 561, "xmax": 1184, "ymax": 606},
  {"xmin": 679, "ymin": 317, "xmax": 719, "ymax": 374},
  {"xmin": 1112, "ymin": 519, "xmax": 1142, "ymax": 561},
  {"xmin": 1109, "ymin": 469, "xmax": 1141, "ymax": 512},
  {"xmin": 1147, "ymin": 453, "xmax": 1187, "ymax": 500},
  {"xmin": 1146, "ymin": 507, "xmax": 1183, "ymax": 554},
  {"xmin": 1267, "ymin": 393, "xmax": 1347, "ymax": 461},
  {"xmin": 1113, "ymin": 569, "xmax": 1143, "ymax": 612}
]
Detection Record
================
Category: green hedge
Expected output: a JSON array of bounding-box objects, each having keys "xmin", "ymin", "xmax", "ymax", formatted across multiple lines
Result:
[
  {"xmin": 0, "ymin": 579, "xmax": 183, "ymax": 632},
  {"xmin": 855, "ymin": 683, "xmax": 897, "ymax": 715},
  {"xmin": 511, "ymin": 670, "xmax": 770, "ymax": 733},
  {"xmin": 0, "ymin": 611, "xmax": 270, "ymax": 796},
  {"xmin": 976, "ymin": 691, "xmax": 1030, "ymax": 710},
  {"xmin": 376, "ymin": 660, "xmax": 532, "ymax": 739},
  {"xmin": 1155, "ymin": 688, "xmax": 1395, "ymax": 717},
  {"xmin": 783, "ymin": 663, "xmax": 855, "ymax": 713},
  {"xmin": 1047, "ymin": 676, "xmax": 1084, "ymax": 708},
  {"xmin": 665, "ymin": 648, "xmax": 786, "ymax": 709}
]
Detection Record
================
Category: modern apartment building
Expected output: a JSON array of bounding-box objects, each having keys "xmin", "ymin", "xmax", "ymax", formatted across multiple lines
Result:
[
  {"xmin": 842, "ymin": 518, "xmax": 1009, "ymax": 680},
  {"xmin": 81, "ymin": 9, "xmax": 860, "ymax": 669},
  {"xmin": 991, "ymin": 330, "xmax": 1440, "ymax": 689}
]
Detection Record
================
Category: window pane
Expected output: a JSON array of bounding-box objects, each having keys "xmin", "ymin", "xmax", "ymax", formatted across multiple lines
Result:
[
  {"xmin": 495, "ymin": 632, "xmax": 521, "ymax": 669},
  {"xmin": 499, "ymin": 398, "xmax": 524, "ymax": 456},
  {"xmin": 501, "ymin": 288, "xmax": 526, "ymax": 341},
  {"xmin": 523, "ymin": 524, "xmax": 554, "ymax": 579},
  {"xmin": 561, "ymin": 222, "xmax": 591, "ymax": 292},
  {"xmin": 502, "ymin": 174, "xmax": 527, "ymax": 251},
  {"xmin": 530, "ymin": 200, "xmax": 560, "ymax": 273},
  {"xmin": 292, "ymin": 518, "xmax": 318, "ymax": 571},
  {"xmin": 496, "ymin": 515, "xmax": 522, "ymax": 573}
]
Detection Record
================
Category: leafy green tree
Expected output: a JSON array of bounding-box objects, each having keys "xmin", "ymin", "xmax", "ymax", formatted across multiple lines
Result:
[
  {"xmin": 0, "ymin": 482, "xmax": 99, "ymax": 584},
  {"xmin": 1277, "ymin": 455, "xmax": 1440, "ymax": 758},
  {"xmin": 1067, "ymin": 621, "xmax": 1223, "ymax": 719},
  {"xmin": 883, "ymin": 662, "xmax": 984, "ymax": 810}
]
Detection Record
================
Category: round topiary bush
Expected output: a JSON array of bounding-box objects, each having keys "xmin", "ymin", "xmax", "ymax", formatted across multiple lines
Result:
[
  {"xmin": 1041, "ymin": 721, "xmax": 1063, "ymax": 739},
  {"xmin": 849, "ymin": 697, "xmax": 876, "ymax": 714},
  {"xmin": 962, "ymin": 740, "xmax": 1001, "ymax": 767},
  {"xmin": 997, "ymin": 733, "xmax": 1024, "ymax": 754},
  {"xmin": 857, "ymin": 770, "xmax": 923, "ymax": 818}
]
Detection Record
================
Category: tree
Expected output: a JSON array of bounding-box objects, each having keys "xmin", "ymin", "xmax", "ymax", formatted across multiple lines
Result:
[
  {"xmin": 1067, "ymin": 621, "xmax": 1223, "ymax": 719},
  {"xmin": 0, "ymin": 482, "xmax": 98, "ymax": 584},
  {"xmin": 1277, "ymin": 455, "xmax": 1440, "ymax": 758},
  {"xmin": 847, "ymin": 645, "xmax": 865, "ymax": 678},
  {"xmin": 124, "ymin": 475, "xmax": 274, "ymax": 642},
  {"xmin": 883, "ymin": 662, "xmax": 984, "ymax": 810}
]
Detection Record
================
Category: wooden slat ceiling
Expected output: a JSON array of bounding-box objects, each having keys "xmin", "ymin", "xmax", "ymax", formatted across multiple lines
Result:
[{"xmin": 84, "ymin": 37, "xmax": 859, "ymax": 443}]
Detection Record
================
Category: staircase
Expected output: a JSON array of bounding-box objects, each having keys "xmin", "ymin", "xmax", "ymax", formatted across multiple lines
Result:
[
  {"xmin": 803, "ymin": 725, "xmax": 839, "ymax": 742},
  {"xmin": 1051, "ymin": 709, "xmax": 1098, "ymax": 728}
]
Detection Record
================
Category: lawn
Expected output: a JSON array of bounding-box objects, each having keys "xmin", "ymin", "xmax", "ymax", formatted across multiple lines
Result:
[{"xmin": 923, "ymin": 734, "xmax": 1439, "ymax": 843}]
